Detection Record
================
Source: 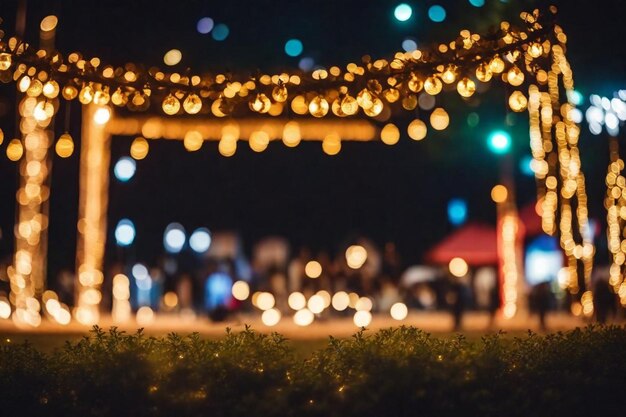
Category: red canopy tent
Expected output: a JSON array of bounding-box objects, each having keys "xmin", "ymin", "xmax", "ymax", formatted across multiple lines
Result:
[{"xmin": 425, "ymin": 223, "xmax": 498, "ymax": 266}]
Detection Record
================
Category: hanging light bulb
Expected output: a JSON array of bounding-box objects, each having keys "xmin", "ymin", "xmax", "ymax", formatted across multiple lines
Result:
[
  {"xmin": 408, "ymin": 74, "xmax": 423, "ymax": 93},
  {"xmin": 42, "ymin": 80, "xmax": 60, "ymax": 99},
  {"xmin": 183, "ymin": 94, "xmax": 202, "ymax": 114},
  {"xmin": 508, "ymin": 90, "xmax": 528, "ymax": 112},
  {"xmin": 384, "ymin": 88, "xmax": 400, "ymax": 103},
  {"xmin": 26, "ymin": 79, "xmax": 43, "ymax": 97},
  {"xmin": 380, "ymin": 123, "xmax": 400, "ymax": 145},
  {"xmin": 363, "ymin": 97, "xmax": 384, "ymax": 117},
  {"xmin": 55, "ymin": 133, "xmax": 74, "ymax": 158},
  {"xmin": 430, "ymin": 107, "xmax": 449, "ymax": 130},
  {"xmin": 161, "ymin": 94, "xmax": 181, "ymax": 115},
  {"xmin": 441, "ymin": 65, "xmax": 457, "ymax": 84},
  {"xmin": 18, "ymin": 76, "xmax": 31, "ymax": 93},
  {"xmin": 308, "ymin": 95, "xmax": 329, "ymax": 117},
  {"xmin": 331, "ymin": 98, "xmax": 345, "ymax": 116},
  {"xmin": 456, "ymin": 78, "xmax": 476, "ymax": 98},
  {"xmin": 111, "ymin": 88, "xmax": 128, "ymax": 106},
  {"xmin": 0, "ymin": 53, "xmax": 12, "ymax": 71},
  {"xmin": 407, "ymin": 119, "xmax": 427, "ymax": 141},
  {"xmin": 78, "ymin": 84, "xmax": 94, "ymax": 104},
  {"xmin": 489, "ymin": 56, "xmax": 505, "ymax": 74},
  {"xmin": 528, "ymin": 42, "xmax": 543, "ymax": 58},
  {"xmin": 93, "ymin": 88, "xmax": 110, "ymax": 105},
  {"xmin": 250, "ymin": 93, "xmax": 271, "ymax": 113},
  {"xmin": 341, "ymin": 95, "xmax": 359, "ymax": 115},
  {"xmin": 62, "ymin": 84, "xmax": 78, "ymax": 100},
  {"xmin": 272, "ymin": 85, "xmax": 288, "ymax": 102},
  {"xmin": 507, "ymin": 66, "xmax": 524, "ymax": 86},
  {"xmin": 475, "ymin": 62, "xmax": 493, "ymax": 82},
  {"xmin": 424, "ymin": 76, "xmax": 442, "ymax": 95}
]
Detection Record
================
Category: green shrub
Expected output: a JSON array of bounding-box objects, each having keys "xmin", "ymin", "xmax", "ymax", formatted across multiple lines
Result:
[{"xmin": 0, "ymin": 325, "xmax": 625, "ymax": 417}]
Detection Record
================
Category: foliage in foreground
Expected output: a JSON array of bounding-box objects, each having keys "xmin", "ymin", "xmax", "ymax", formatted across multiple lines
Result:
[{"xmin": 0, "ymin": 325, "xmax": 625, "ymax": 417}]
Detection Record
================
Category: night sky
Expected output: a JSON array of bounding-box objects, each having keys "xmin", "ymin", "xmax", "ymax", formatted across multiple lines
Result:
[{"xmin": 0, "ymin": 0, "xmax": 624, "ymax": 279}]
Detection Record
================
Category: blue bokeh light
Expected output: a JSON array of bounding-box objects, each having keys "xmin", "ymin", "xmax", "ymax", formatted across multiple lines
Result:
[
  {"xmin": 519, "ymin": 155, "xmax": 534, "ymax": 177},
  {"xmin": 469, "ymin": 0, "xmax": 485, "ymax": 7},
  {"xmin": 212, "ymin": 24, "xmax": 229, "ymax": 41},
  {"xmin": 487, "ymin": 130, "xmax": 512, "ymax": 154},
  {"xmin": 402, "ymin": 38, "xmax": 418, "ymax": 52},
  {"xmin": 298, "ymin": 57, "xmax": 315, "ymax": 71},
  {"xmin": 197, "ymin": 17, "xmax": 214, "ymax": 34},
  {"xmin": 114, "ymin": 157, "xmax": 136, "ymax": 182},
  {"xmin": 394, "ymin": 4, "xmax": 413, "ymax": 22},
  {"xmin": 284, "ymin": 39, "xmax": 303, "ymax": 57},
  {"xmin": 163, "ymin": 223, "xmax": 186, "ymax": 253},
  {"xmin": 428, "ymin": 5, "xmax": 446, "ymax": 22},
  {"xmin": 115, "ymin": 219, "xmax": 136, "ymax": 246},
  {"xmin": 447, "ymin": 198, "xmax": 468, "ymax": 226}
]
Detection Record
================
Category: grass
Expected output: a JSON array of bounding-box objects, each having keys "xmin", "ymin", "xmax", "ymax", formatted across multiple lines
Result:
[{"xmin": 1, "ymin": 325, "xmax": 625, "ymax": 417}]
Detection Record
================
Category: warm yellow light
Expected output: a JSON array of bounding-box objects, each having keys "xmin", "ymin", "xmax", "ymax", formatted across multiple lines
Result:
[
  {"xmin": 508, "ymin": 91, "xmax": 528, "ymax": 112},
  {"xmin": 218, "ymin": 137, "xmax": 237, "ymax": 157},
  {"xmin": 7, "ymin": 139, "xmax": 24, "ymax": 161},
  {"xmin": 307, "ymin": 294, "xmax": 325, "ymax": 314},
  {"xmin": 40, "ymin": 15, "xmax": 58, "ymax": 31},
  {"xmin": 130, "ymin": 137, "xmax": 149, "ymax": 160},
  {"xmin": 380, "ymin": 123, "xmax": 400, "ymax": 145},
  {"xmin": 136, "ymin": 306, "xmax": 155, "ymax": 325},
  {"xmin": 355, "ymin": 296, "xmax": 373, "ymax": 312},
  {"xmin": 93, "ymin": 107, "xmax": 111, "ymax": 125},
  {"xmin": 256, "ymin": 292, "xmax": 275, "ymax": 311},
  {"xmin": 390, "ymin": 302, "xmax": 408, "ymax": 320},
  {"xmin": 449, "ymin": 257, "xmax": 468, "ymax": 277},
  {"xmin": 249, "ymin": 131, "xmax": 270, "ymax": 152},
  {"xmin": 407, "ymin": 119, "xmax": 427, "ymax": 140},
  {"xmin": 232, "ymin": 280, "xmax": 250, "ymax": 301},
  {"xmin": 305, "ymin": 260, "xmax": 323, "ymax": 278},
  {"xmin": 424, "ymin": 76, "xmax": 442, "ymax": 95},
  {"xmin": 293, "ymin": 308, "xmax": 314, "ymax": 326},
  {"xmin": 491, "ymin": 184, "xmax": 508, "ymax": 203},
  {"xmin": 183, "ymin": 94, "xmax": 202, "ymax": 114},
  {"xmin": 353, "ymin": 310, "xmax": 372, "ymax": 327},
  {"xmin": 163, "ymin": 292, "xmax": 178, "ymax": 308},
  {"xmin": 288, "ymin": 292, "xmax": 306, "ymax": 310},
  {"xmin": 261, "ymin": 308, "xmax": 281, "ymax": 326},
  {"xmin": 506, "ymin": 66, "xmax": 524, "ymax": 86},
  {"xmin": 55, "ymin": 133, "xmax": 74, "ymax": 158},
  {"xmin": 42, "ymin": 80, "xmax": 60, "ymax": 99},
  {"xmin": 322, "ymin": 133, "xmax": 341, "ymax": 155},
  {"xmin": 430, "ymin": 107, "xmax": 449, "ymax": 130},
  {"xmin": 162, "ymin": 94, "xmax": 181, "ymax": 115},
  {"xmin": 282, "ymin": 121, "xmax": 301, "ymax": 147},
  {"xmin": 163, "ymin": 49, "xmax": 182, "ymax": 66},
  {"xmin": 309, "ymin": 95, "xmax": 329, "ymax": 117},
  {"xmin": 183, "ymin": 130, "xmax": 203, "ymax": 152},
  {"xmin": 331, "ymin": 291, "xmax": 350, "ymax": 311},
  {"xmin": 345, "ymin": 245, "xmax": 367, "ymax": 269},
  {"xmin": 457, "ymin": 78, "xmax": 476, "ymax": 98},
  {"xmin": 0, "ymin": 53, "xmax": 11, "ymax": 71}
]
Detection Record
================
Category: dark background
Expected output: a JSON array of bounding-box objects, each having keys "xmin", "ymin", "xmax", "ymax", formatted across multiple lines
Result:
[{"xmin": 0, "ymin": 0, "xmax": 624, "ymax": 279}]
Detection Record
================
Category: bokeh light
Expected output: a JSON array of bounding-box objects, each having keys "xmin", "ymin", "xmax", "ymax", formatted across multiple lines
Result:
[
  {"xmin": 288, "ymin": 292, "xmax": 306, "ymax": 310},
  {"xmin": 487, "ymin": 130, "xmax": 512, "ymax": 154},
  {"xmin": 390, "ymin": 302, "xmax": 408, "ymax": 320},
  {"xmin": 114, "ymin": 219, "xmax": 136, "ymax": 246},
  {"xmin": 284, "ymin": 39, "xmax": 303, "ymax": 57},
  {"xmin": 345, "ymin": 245, "xmax": 368, "ymax": 269},
  {"xmin": 293, "ymin": 308, "xmax": 314, "ymax": 326},
  {"xmin": 212, "ymin": 24, "xmax": 229, "ymax": 41},
  {"xmin": 163, "ymin": 49, "xmax": 182, "ymax": 66},
  {"xmin": 428, "ymin": 5, "xmax": 446, "ymax": 22},
  {"xmin": 197, "ymin": 17, "xmax": 214, "ymax": 34},
  {"xmin": 447, "ymin": 198, "xmax": 468, "ymax": 226},
  {"xmin": 114, "ymin": 157, "xmax": 136, "ymax": 182},
  {"xmin": 305, "ymin": 260, "xmax": 322, "ymax": 278},
  {"xmin": 307, "ymin": 294, "xmax": 325, "ymax": 314},
  {"xmin": 261, "ymin": 308, "xmax": 281, "ymax": 326},
  {"xmin": 394, "ymin": 3, "xmax": 413, "ymax": 22},
  {"xmin": 353, "ymin": 310, "xmax": 372, "ymax": 327},
  {"xmin": 402, "ymin": 38, "xmax": 417, "ymax": 52},
  {"xmin": 449, "ymin": 257, "xmax": 468, "ymax": 277},
  {"xmin": 469, "ymin": 0, "xmax": 485, "ymax": 6},
  {"xmin": 331, "ymin": 291, "xmax": 350, "ymax": 311},
  {"xmin": 298, "ymin": 57, "xmax": 315, "ymax": 71},
  {"xmin": 163, "ymin": 223, "xmax": 186, "ymax": 253},
  {"xmin": 189, "ymin": 228, "xmax": 211, "ymax": 253},
  {"xmin": 256, "ymin": 292, "xmax": 275, "ymax": 311},
  {"xmin": 231, "ymin": 280, "xmax": 250, "ymax": 301}
]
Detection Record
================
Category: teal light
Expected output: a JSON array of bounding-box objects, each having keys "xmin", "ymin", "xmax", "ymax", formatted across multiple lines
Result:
[
  {"xmin": 487, "ymin": 130, "xmax": 512, "ymax": 154},
  {"xmin": 428, "ymin": 5, "xmax": 446, "ymax": 22},
  {"xmin": 394, "ymin": 4, "xmax": 413, "ymax": 22},
  {"xmin": 469, "ymin": 0, "xmax": 485, "ymax": 7},
  {"xmin": 284, "ymin": 39, "xmax": 303, "ymax": 57},
  {"xmin": 567, "ymin": 90, "xmax": 583, "ymax": 106},
  {"xmin": 212, "ymin": 24, "xmax": 229, "ymax": 41}
]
